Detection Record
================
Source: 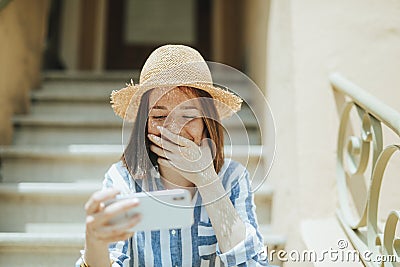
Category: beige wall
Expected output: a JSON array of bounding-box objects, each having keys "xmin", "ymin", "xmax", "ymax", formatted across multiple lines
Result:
[
  {"xmin": 243, "ymin": 0, "xmax": 270, "ymax": 93},
  {"xmin": 266, "ymin": 0, "xmax": 400, "ymax": 264},
  {"xmin": 60, "ymin": 0, "xmax": 80, "ymax": 70},
  {"xmin": 0, "ymin": 0, "xmax": 50, "ymax": 145}
]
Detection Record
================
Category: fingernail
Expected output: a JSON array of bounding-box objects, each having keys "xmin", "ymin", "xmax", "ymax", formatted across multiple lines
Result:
[
  {"xmin": 152, "ymin": 135, "xmax": 161, "ymax": 142},
  {"xmin": 130, "ymin": 198, "xmax": 140, "ymax": 205}
]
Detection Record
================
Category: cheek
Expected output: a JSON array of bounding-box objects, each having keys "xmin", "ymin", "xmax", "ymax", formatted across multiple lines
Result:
[
  {"xmin": 185, "ymin": 119, "xmax": 205, "ymax": 140},
  {"xmin": 147, "ymin": 119, "xmax": 162, "ymax": 135}
]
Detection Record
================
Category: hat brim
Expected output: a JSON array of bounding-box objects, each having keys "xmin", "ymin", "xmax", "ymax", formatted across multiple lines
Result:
[{"xmin": 110, "ymin": 83, "xmax": 243, "ymax": 122}]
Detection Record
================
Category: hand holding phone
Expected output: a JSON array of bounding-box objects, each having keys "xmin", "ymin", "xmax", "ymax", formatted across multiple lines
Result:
[{"xmin": 84, "ymin": 188, "xmax": 141, "ymax": 246}]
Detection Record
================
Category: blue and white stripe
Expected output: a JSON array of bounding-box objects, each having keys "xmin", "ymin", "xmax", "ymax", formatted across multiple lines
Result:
[{"xmin": 76, "ymin": 158, "xmax": 270, "ymax": 267}]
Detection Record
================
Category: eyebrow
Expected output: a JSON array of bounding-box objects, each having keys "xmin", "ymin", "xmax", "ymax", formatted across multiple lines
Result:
[
  {"xmin": 181, "ymin": 106, "xmax": 198, "ymax": 110},
  {"xmin": 152, "ymin": 105, "xmax": 167, "ymax": 110},
  {"xmin": 152, "ymin": 105, "xmax": 199, "ymax": 110}
]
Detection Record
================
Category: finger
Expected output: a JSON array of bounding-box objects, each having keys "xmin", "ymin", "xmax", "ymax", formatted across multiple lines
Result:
[
  {"xmin": 150, "ymin": 145, "xmax": 173, "ymax": 159},
  {"xmin": 148, "ymin": 134, "xmax": 179, "ymax": 152},
  {"xmin": 86, "ymin": 199, "xmax": 139, "ymax": 231},
  {"xmin": 91, "ymin": 198, "xmax": 140, "ymax": 227},
  {"xmin": 157, "ymin": 157, "xmax": 176, "ymax": 170},
  {"xmin": 157, "ymin": 126, "xmax": 194, "ymax": 147},
  {"xmin": 97, "ymin": 213, "xmax": 142, "ymax": 236},
  {"xmin": 85, "ymin": 188, "xmax": 120, "ymax": 215},
  {"xmin": 99, "ymin": 231, "xmax": 134, "ymax": 244},
  {"xmin": 200, "ymin": 138, "xmax": 217, "ymax": 159}
]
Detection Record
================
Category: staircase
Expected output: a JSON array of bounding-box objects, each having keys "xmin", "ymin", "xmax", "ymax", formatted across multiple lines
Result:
[{"xmin": 0, "ymin": 71, "xmax": 285, "ymax": 267}]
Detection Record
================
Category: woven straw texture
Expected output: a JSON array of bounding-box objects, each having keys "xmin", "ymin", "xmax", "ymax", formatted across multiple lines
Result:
[{"xmin": 110, "ymin": 44, "xmax": 243, "ymax": 122}]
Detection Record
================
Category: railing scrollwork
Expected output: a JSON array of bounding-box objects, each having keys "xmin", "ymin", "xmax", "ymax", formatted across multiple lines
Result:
[{"xmin": 332, "ymin": 73, "xmax": 399, "ymax": 267}]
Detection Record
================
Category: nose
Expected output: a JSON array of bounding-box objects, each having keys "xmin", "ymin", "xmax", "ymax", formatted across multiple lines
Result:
[{"xmin": 164, "ymin": 116, "xmax": 184, "ymax": 135}]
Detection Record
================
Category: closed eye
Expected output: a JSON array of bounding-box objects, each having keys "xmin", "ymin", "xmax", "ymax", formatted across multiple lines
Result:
[{"xmin": 152, "ymin": 116, "xmax": 167, "ymax": 119}]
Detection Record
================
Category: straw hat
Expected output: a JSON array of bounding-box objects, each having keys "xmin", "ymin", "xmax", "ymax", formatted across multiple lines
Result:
[{"xmin": 110, "ymin": 44, "xmax": 243, "ymax": 122}]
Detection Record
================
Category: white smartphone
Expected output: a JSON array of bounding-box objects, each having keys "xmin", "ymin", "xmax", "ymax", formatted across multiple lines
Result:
[{"xmin": 106, "ymin": 189, "xmax": 194, "ymax": 232}]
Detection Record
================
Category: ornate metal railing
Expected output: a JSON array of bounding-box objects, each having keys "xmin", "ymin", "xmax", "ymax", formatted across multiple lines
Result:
[{"xmin": 331, "ymin": 73, "xmax": 400, "ymax": 267}]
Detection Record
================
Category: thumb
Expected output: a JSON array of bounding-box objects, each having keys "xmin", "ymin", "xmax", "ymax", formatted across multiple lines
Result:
[
  {"xmin": 200, "ymin": 138, "xmax": 217, "ymax": 158},
  {"xmin": 157, "ymin": 157, "xmax": 175, "ymax": 169}
]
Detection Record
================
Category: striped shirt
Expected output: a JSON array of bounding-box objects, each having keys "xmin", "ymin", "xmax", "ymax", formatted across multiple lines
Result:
[{"xmin": 77, "ymin": 158, "xmax": 270, "ymax": 267}]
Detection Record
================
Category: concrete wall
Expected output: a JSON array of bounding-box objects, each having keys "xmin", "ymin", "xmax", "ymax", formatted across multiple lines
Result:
[
  {"xmin": 0, "ymin": 0, "xmax": 50, "ymax": 145},
  {"xmin": 266, "ymin": 0, "xmax": 400, "ymax": 264}
]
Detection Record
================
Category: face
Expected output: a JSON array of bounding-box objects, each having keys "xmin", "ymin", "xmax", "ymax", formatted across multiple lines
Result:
[{"xmin": 148, "ymin": 87, "xmax": 205, "ymax": 145}]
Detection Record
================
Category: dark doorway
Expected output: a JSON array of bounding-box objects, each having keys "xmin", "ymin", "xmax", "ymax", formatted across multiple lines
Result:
[
  {"xmin": 43, "ymin": 0, "xmax": 65, "ymax": 70},
  {"xmin": 105, "ymin": 0, "xmax": 212, "ymax": 70}
]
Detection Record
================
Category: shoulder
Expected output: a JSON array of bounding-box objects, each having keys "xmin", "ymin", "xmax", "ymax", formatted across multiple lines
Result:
[
  {"xmin": 103, "ymin": 161, "xmax": 134, "ymax": 191},
  {"xmin": 106, "ymin": 160, "xmax": 129, "ymax": 178}
]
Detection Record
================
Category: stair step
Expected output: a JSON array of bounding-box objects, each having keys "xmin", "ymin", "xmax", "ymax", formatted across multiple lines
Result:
[
  {"xmin": 24, "ymin": 223, "xmax": 85, "ymax": 233},
  {"xmin": 28, "ymin": 103, "xmax": 259, "ymax": 139},
  {"xmin": 13, "ymin": 115, "xmax": 122, "ymax": 127},
  {"xmin": 0, "ymin": 145, "xmax": 266, "ymax": 183},
  {"xmin": 32, "ymin": 82, "xmax": 119, "ymax": 102},
  {"xmin": 31, "ymin": 89, "xmax": 256, "ymax": 119},
  {"xmin": 0, "ymin": 232, "xmax": 83, "ymax": 267},
  {"xmin": 12, "ymin": 111, "xmax": 259, "ymax": 146},
  {"xmin": 39, "ymin": 70, "xmax": 259, "ymax": 104},
  {"xmin": 12, "ymin": 114, "xmax": 122, "ymax": 145},
  {"xmin": 259, "ymin": 224, "xmax": 286, "ymax": 249},
  {"xmin": 30, "ymin": 102, "xmax": 116, "ymax": 117},
  {"xmin": 0, "ymin": 182, "xmax": 101, "ymax": 196},
  {"xmin": 0, "ymin": 223, "xmax": 283, "ymax": 267},
  {"xmin": 0, "ymin": 225, "xmax": 283, "ymax": 246},
  {"xmin": 0, "ymin": 182, "xmax": 272, "ymax": 231},
  {"xmin": 301, "ymin": 218, "xmax": 364, "ymax": 267},
  {"xmin": 43, "ymin": 70, "xmax": 137, "ymax": 82},
  {"xmin": 0, "ymin": 145, "xmax": 121, "ymax": 182},
  {"xmin": 259, "ymin": 224, "xmax": 286, "ymax": 267},
  {"xmin": 43, "ymin": 70, "xmax": 251, "ymax": 84},
  {"xmin": 0, "ymin": 232, "xmax": 84, "ymax": 247},
  {"xmin": 0, "ymin": 182, "xmax": 101, "ymax": 232},
  {"xmin": 0, "ymin": 144, "xmax": 263, "ymax": 157},
  {"xmin": 32, "ymin": 93, "xmax": 109, "ymax": 103},
  {"xmin": 42, "ymin": 71, "xmax": 257, "ymax": 103}
]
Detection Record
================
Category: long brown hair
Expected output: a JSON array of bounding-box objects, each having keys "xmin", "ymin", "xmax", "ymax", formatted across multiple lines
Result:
[{"xmin": 121, "ymin": 87, "xmax": 225, "ymax": 180}]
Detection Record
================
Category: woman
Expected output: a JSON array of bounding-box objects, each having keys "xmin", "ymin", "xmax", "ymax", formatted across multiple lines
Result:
[{"xmin": 77, "ymin": 45, "xmax": 270, "ymax": 267}]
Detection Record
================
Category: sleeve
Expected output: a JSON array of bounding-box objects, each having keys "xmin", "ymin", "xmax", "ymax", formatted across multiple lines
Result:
[
  {"xmin": 75, "ymin": 241, "xmax": 131, "ymax": 267},
  {"xmin": 104, "ymin": 163, "xmax": 133, "ymax": 266},
  {"xmin": 216, "ymin": 165, "xmax": 271, "ymax": 267},
  {"xmin": 75, "ymin": 163, "xmax": 133, "ymax": 267},
  {"xmin": 103, "ymin": 162, "xmax": 134, "ymax": 195}
]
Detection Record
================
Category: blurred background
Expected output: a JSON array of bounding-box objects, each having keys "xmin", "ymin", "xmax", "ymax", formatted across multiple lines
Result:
[{"xmin": 0, "ymin": 0, "xmax": 399, "ymax": 266}]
